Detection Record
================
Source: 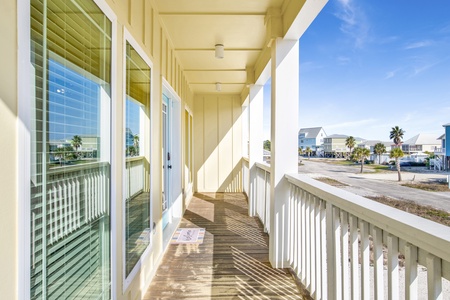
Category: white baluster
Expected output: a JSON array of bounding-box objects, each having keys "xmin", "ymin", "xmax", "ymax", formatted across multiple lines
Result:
[
  {"xmin": 58, "ymin": 183, "xmax": 64, "ymax": 239},
  {"xmin": 67, "ymin": 179, "xmax": 72, "ymax": 233},
  {"xmin": 350, "ymin": 215, "xmax": 360, "ymax": 299},
  {"xmin": 320, "ymin": 200, "xmax": 327, "ymax": 298},
  {"xmin": 427, "ymin": 253, "xmax": 443, "ymax": 299},
  {"xmin": 340, "ymin": 211, "xmax": 349, "ymax": 300},
  {"xmin": 76, "ymin": 178, "xmax": 80, "ymax": 228},
  {"xmin": 84, "ymin": 176, "xmax": 88, "ymax": 223},
  {"xmin": 360, "ymin": 220, "xmax": 370, "ymax": 299},
  {"xmin": 310, "ymin": 196, "xmax": 317, "ymax": 297},
  {"xmin": 49, "ymin": 186, "xmax": 54, "ymax": 244},
  {"xmin": 301, "ymin": 190, "xmax": 306, "ymax": 283},
  {"xmin": 405, "ymin": 243, "xmax": 418, "ymax": 300},
  {"xmin": 315, "ymin": 198, "xmax": 322, "ymax": 300},
  {"xmin": 333, "ymin": 207, "xmax": 342, "ymax": 299},
  {"xmin": 373, "ymin": 227, "xmax": 384, "ymax": 299},
  {"xmin": 387, "ymin": 234, "xmax": 399, "ymax": 299},
  {"xmin": 305, "ymin": 192, "xmax": 311, "ymax": 289}
]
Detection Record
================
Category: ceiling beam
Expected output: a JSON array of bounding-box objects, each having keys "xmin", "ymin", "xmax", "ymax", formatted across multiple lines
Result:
[
  {"xmin": 159, "ymin": 12, "xmax": 265, "ymax": 16},
  {"xmin": 174, "ymin": 48, "xmax": 263, "ymax": 52}
]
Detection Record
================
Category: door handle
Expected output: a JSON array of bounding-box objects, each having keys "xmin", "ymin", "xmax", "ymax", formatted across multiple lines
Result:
[{"xmin": 168, "ymin": 165, "xmax": 172, "ymax": 169}]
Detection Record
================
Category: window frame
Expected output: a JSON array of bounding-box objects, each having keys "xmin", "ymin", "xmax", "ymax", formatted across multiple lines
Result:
[{"xmin": 122, "ymin": 28, "xmax": 154, "ymax": 290}]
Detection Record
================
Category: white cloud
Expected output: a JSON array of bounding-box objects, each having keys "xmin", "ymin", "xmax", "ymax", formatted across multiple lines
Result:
[
  {"xmin": 337, "ymin": 56, "xmax": 351, "ymax": 65},
  {"xmin": 404, "ymin": 40, "xmax": 433, "ymax": 50},
  {"xmin": 384, "ymin": 71, "xmax": 395, "ymax": 79},
  {"xmin": 334, "ymin": 0, "xmax": 370, "ymax": 48}
]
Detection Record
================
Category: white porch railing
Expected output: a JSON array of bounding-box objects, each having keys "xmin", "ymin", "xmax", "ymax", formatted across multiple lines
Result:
[
  {"xmin": 47, "ymin": 162, "xmax": 110, "ymax": 244},
  {"xmin": 253, "ymin": 164, "xmax": 450, "ymax": 299},
  {"xmin": 125, "ymin": 156, "xmax": 145, "ymax": 200}
]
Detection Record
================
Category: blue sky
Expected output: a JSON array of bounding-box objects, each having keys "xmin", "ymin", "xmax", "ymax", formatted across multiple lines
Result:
[{"xmin": 297, "ymin": 0, "xmax": 450, "ymax": 141}]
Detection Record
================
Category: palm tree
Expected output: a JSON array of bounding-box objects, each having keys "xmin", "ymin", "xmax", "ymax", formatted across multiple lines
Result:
[
  {"xmin": 389, "ymin": 126, "xmax": 405, "ymax": 146},
  {"xmin": 305, "ymin": 147, "xmax": 312, "ymax": 159},
  {"xmin": 373, "ymin": 142, "xmax": 386, "ymax": 164},
  {"xmin": 298, "ymin": 147, "xmax": 304, "ymax": 156},
  {"xmin": 71, "ymin": 135, "xmax": 83, "ymax": 159},
  {"xmin": 263, "ymin": 140, "xmax": 271, "ymax": 151},
  {"xmin": 345, "ymin": 136, "xmax": 356, "ymax": 159},
  {"xmin": 390, "ymin": 147, "xmax": 404, "ymax": 181},
  {"xmin": 353, "ymin": 147, "xmax": 371, "ymax": 173},
  {"xmin": 133, "ymin": 134, "xmax": 140, "ymax": 155}
]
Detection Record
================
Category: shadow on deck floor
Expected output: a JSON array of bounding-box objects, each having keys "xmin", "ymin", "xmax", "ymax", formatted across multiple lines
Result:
[{"xmin": 144, "ymin": 192, "xmax": 306, "ymax": 299}]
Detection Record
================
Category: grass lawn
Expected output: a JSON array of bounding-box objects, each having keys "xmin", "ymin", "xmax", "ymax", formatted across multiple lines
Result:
[{"xmin": 401, "ymin": 181, "xmax": 450, "ymax": 192}]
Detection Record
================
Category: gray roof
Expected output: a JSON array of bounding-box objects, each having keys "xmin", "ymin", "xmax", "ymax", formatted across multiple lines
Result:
[
  {"xmin": 358, "ymin": 140, "xmax": 391, "ymax": 147},
  {"xmin": 443, "ymin": 123, "xmax": 450, "ymax": 127},
  {"xmin": 438, "ymin": 133, "xmax": 445, "ymax": 140},
  {"xmin": 326, "ymin": 134, "xmax": 365, "ymax": 141},
  {"xmin": 403, "ymin": 133, "xmax": 441, "ymax": 145},
  {"xmin": 298, "ymin": 127, "xmax": 325, "ymax": 138},
  {"xmin": 326, "ymin": 134, "xmax": 348, "ymax": 139}
]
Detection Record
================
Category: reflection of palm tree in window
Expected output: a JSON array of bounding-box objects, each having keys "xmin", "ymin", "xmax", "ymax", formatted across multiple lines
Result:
[
  {"xmin": 133, "ymin": 134, "xmax": 139, "ymax": 155},
  {"xmin": 71, "ymin": 135, "xmax": 83, "ymax": 159}
]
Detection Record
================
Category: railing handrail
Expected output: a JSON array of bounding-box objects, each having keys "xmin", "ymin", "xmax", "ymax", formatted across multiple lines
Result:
[
  {"xmin": 255, "ymin": 161, "xmax": 270, "ymax": 173},
  {"xmin": 126, "ymin": 155, "xmax": 145, "ymax": 163},
  {"xmin": 285, "ymin": 173, "xmax": 450, "ymax": 263},
  {"xmin": 48, "ymin": 161, "xmax": 109, "ymax": 175},
  {"xmin": 242, "ymin": 156, "xmax": 249, "ymax": 163}
]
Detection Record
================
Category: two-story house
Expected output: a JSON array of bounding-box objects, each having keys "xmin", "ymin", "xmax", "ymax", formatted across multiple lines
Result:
[
  {"xmin": 298, "ymin": 127, "xmax": 327, "ymax": 153},
  {"xmin": 323, "ymin": 134, "xmax": 365, "ymax": 158},
  {"xmin": 401, "ymin": 133, "xmax": 441, "ymax": 155}
]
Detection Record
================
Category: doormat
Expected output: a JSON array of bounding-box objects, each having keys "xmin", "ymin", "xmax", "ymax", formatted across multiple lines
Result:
[{"xmin": 171, "ymin": 228, "xmax": 205, "ymax": 244}]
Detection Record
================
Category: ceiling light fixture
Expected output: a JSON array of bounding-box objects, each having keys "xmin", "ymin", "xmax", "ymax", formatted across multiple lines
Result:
[
  {"xmin": 215, "ymin": 44, "xmax": 224, "ymax": 59},
  {"xmin": 216, "ymin": 82, "xmax": 222, "ymax": 92}
]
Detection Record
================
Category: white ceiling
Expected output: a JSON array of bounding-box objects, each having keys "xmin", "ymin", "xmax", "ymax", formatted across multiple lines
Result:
[{"xmin": 154, "ymin": 0, "xmax": 286, "ymax": 94}]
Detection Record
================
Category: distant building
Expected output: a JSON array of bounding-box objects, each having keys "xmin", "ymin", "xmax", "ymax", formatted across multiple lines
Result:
[
  {"xmin": 401, "ymin": 133, "xmax": 440, "ymax": 155},
  {"xmin": 434, "ymin": 123, "xmax": 450, "ymax": 170},
  {"xmin": 358, "ymin": 140, "xmax": 392, "ymax": 164},
  {"xmin": 298, "ymin": 127, "xmax": 327, "ymax": 153},
  {"xmin": 323, "ymin": 134, "xmax": 365, "ymax": 158}
]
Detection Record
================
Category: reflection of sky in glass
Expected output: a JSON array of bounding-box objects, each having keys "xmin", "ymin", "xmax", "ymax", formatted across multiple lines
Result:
[
  {"xmin": 126, "ymin": 98, "xmax": 140, "ymax": 135},
  {"xmin": 48, "ymin": 59, "xmax": 99, "ymax": 141}
]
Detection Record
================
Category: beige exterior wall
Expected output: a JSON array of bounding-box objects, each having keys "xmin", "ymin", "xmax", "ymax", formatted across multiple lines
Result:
[
  {"xmin": 194, "ymin": 94, "xmax": 243, "ymax": 192},
  {"xmin": 0, "ymin": 1, "xmax": 18, "ymax": 299}
]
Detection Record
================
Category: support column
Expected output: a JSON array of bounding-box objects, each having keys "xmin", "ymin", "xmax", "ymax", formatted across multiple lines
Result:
[
  {"xmin": 269, "ymin": 38, "xmax": 299, "ymax": 268},
  {"xmin": 248, "ymin": 84, "xmax": 264, "ymax": 216}
]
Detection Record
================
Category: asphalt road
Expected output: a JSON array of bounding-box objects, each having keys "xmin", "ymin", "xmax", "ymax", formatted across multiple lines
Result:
[{"xmin": 298, "ymin": 158, "xmax": 450, "ymax": 212}]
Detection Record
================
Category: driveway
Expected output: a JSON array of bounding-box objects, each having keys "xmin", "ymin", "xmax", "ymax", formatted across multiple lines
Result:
[{"xmin": 298, "ymin": 158, "xmax": 450, "ymax": 212}]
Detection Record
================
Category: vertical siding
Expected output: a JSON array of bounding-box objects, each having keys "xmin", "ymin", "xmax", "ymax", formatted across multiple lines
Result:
[{"xmin": 194, "ymin": 94, "xmax": 243, "ymax": 192}]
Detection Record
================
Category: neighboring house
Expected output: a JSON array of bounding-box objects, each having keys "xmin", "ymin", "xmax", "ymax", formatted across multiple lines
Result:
[
  {"xmin": 434, "ymin": 123, "xmax": 449, "ymax": 170},
  {"xmin": 401, "ymin": 133, "xmax": 441, "ymax": 155},
  {"xmin": 298, "ymin": 127, "xmax": 327, "ymax": 153},
  {"xmin": 323, "ymin": 134, "xmax": 365, "ymax": 157},
  {"xmin": 358, "ymin": 140, "xmax": 392, "ymax": 164}
]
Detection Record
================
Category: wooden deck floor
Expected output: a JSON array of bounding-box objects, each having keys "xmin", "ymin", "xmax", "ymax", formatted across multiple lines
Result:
[{"xmin": 144, "ymin": 193, "xmax": 305, "ymax": 299}]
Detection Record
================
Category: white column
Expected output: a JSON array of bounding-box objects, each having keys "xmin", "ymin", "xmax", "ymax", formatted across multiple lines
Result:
[
  {"xmin": 269, "ymin": 38, "xmax": 299, "ymax": 267},
  {"xmin": 248, "ymin": 84, "xmax": 264, "ymax": 217}
]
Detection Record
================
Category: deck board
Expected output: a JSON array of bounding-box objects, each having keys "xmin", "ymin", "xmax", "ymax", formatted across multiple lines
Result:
[{"xmin": 144, "ymin": 193, "xmax": 305, "ymax": 300}]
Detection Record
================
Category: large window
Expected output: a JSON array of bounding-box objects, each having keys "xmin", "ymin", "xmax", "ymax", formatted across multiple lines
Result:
[
  {"xmin": 30, "ymin": 0, "xmax": 112, "ymax": 298},
  {"xmin": 124, "ymin": 41, "xmax": 151, "ymax": 278}
]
